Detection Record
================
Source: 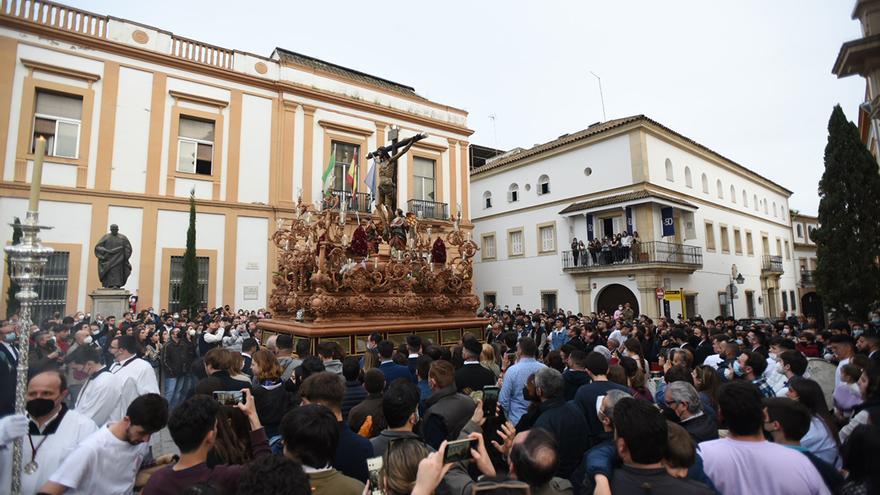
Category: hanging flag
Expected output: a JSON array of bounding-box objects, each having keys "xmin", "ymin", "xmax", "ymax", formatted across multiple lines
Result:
[
  {"xmin": 625, "ymin": 207, "xmax": 634, "ymax": 235},
  {"xmin": 364, "ymin": 159, "xmax": 378, "ymax": 199},
  {"xmin": 346, "ymin": 155, "xmax": 357, "ymax": 191},
  {"xmin": 661, "ymin": 207, "xmax": 675, "ymax": 237},
  {"xmin": 586, "ymin": 214, "xmax": 594, "ymax": 241},
  {"xmin": 321, "ymin": 149, "xmax": 336, "ymax": 192}
]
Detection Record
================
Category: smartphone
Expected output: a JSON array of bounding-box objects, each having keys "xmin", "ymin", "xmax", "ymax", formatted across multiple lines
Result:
[
  {"xmin": 212, "ymin": 390, "xmax": 244, "ymax": 406},
  {"xmin": 482, "ymin": 386, "xmax": 500, "ymax": 417},
  {"xmin": 470, "ymin": 390, "xmax": 484, "ymax": 403},
  {"xmin": 444, "ymin": 438, "xmax": 477, "ymax": 464},
  {"xmin": 366, "ymin": 456, "xmax": 383, "ymax": 495}
]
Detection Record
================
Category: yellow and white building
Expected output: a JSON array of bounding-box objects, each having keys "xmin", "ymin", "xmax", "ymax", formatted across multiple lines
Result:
[{"xmin": 0, "ymin": 0, "xmax": 473, "ymax": 319}]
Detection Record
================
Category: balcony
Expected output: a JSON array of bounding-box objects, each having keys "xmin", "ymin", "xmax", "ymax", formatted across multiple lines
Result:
[
  {"xmin": 407, "ymin": 199, "xmax": 449, "ymax": 220},
  {"xmin": 799, "ymin": 269, "xmax": 815, "ymax": 287},
  {"xmin": 562, "ymin": 241, "xmax": 703, "ymax": 274},
  {"xmin": 762, "ymin": 255, "xmax": 784, "ymax": 275},
  {"xmin": 324, "ymin": 190, "xmax": 372, "ymax": 213}
]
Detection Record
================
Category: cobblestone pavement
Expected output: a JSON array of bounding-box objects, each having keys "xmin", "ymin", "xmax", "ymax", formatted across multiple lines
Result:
[{"xmin": 153, "ymin": 427, "xmax": 180, "ymax": 457}]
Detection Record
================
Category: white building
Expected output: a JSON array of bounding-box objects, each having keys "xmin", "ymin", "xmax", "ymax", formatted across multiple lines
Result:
[
  {"xmin": 0, "ymin": 1, "xmax": 473, "ymax": 321},
  {"xmin": 790, "ymin": 212, "xmax": 824, "ymax": 324},
  {"xmin": 470, "ymin": 115, "xmax": 799, "ymax": 320}
]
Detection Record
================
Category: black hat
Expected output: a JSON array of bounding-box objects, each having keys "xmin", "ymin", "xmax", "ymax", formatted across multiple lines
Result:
[{"xmin": 463, "ymin": 338, "xmax": 483, "ymax": 356}]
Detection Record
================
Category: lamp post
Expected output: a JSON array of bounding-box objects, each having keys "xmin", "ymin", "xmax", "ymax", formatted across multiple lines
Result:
[
  {"xmin": 5, "ymin": 137, "xmax": 53, "ymax": 495},
  {"xmin": 728, "ymin": 265, "xmax": 745, "ymax": 321}
]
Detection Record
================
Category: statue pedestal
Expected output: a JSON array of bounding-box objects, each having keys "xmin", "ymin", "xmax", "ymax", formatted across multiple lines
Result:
[{"xmin": 89, "ymin": 288, "xmax": 131, "ymax": 319}]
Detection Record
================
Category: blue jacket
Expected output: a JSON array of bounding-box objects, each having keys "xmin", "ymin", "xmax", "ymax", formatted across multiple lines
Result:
[{"xmin": 378, "ymin": 361, "xmax": 416, "ymax": 386}]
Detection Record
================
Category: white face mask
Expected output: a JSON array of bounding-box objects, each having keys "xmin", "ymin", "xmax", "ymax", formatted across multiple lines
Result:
[
  {"xmin": 188, "ymin": 329, "xmax": 196, "ymax": 337},
  {"xmin": 83, "ymin": 336, "xmax": 93, "ymax": 345},
  {"xmin": 776, "ymin": 362, "xmax": 785, "ymax": 375},
  {"xmin": 768, "ymin": 352, "xmax": 778, "ymax": 361}
]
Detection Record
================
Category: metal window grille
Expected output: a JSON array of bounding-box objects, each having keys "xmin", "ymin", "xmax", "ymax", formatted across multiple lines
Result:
[
  {"xmin": 168, "ymin": 255, "xmax": 209, "ymax": 313},
  {"xmin": 32, "ymin": 251, "xmax": 69, "ymax": 325}
]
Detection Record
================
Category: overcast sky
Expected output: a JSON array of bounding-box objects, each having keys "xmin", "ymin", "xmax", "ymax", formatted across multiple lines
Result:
[{"xmin": 75, "ymin": 0, "xmax": 865, "ymax": 215}]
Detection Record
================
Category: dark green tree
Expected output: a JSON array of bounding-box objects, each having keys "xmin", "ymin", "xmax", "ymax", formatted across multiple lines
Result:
[
  {"xmin": 178, "ymin": 191, "xmax": 200, "ymax": 315},
  {"xmin": 5, "ymin": 217, "xmax": 22, "ymax": 318},
  {"xmin": 812, "ymin": 105, "xmax": 880, "ymax": 319}
]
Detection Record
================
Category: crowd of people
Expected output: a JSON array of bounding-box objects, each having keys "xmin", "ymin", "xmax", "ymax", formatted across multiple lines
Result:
[
  {"xmin": 0, "ymin": 302, "xmax": 879, "ymax": 494},
  {"xmin": 570, "ymin": 232, "xmax": 641, "ymax": 267}
]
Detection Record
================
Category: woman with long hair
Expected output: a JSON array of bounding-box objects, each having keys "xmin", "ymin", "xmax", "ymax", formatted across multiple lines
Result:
[
  {"xmin": 362, "ymin": 349, "xmax": 379, "ymax": 371},
  {"xmin": 623, "ymin": 338, "xmax": 648, "ymax": 373},
  {"xmin": 840, "ymin": 364, "xmax": 880, "ymax": 443},
  {"xmin": 480, "ymin": 343, "xmax": 501, "ymax": 379},
  {"xmin": 250, "ymin": 349, "xmax": 295, "ymax": 438},
  {"xmin": 381, "ymin": 439, "xmax": 429, "ymax": 495},
  {"xmin": 692, "ymin": 364, "xmax": 720, "ymax": 414},
  {"xmin": 787, "ymin": 377, "xmax": 841, "ymax": 467}
]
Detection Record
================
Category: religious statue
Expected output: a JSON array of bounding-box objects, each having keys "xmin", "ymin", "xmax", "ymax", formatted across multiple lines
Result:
[
  {"xmin": 388, "ymin": 209, "xmax": 409, "ymax": 252},
  {"xmin": 94, "ymin": 224, "xmax": 133, "ymax": 288},
  {"xmin": 367, "ymin": 130, "xmax": 428, "ymax": 220}
]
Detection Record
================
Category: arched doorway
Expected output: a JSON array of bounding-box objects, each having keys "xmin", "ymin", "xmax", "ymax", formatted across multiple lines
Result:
[
  {"xmin": 595, "ymin": 284, "xmax": 639, "ymax": 316},
  {"xmin": 801, "ymin": 292, "xmax": 825, "ymax": 329}
]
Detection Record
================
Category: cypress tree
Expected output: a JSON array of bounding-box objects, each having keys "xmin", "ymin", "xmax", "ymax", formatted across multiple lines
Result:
[
  {"xmin": 5, "ymin": 217, "xmax": 22, "ymax": 318},
  {"xmin": 812, "ymin": 105, "xmax": 880, "ymax": 319},
  {"xmin": 179, "ymin": 191, "xmax": 200, "ymax": 315}
]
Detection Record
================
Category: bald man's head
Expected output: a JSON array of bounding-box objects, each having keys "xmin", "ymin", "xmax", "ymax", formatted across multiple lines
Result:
[{"xmin": 509, "ymin": 428, "xmax": 558, "ymax": 486}]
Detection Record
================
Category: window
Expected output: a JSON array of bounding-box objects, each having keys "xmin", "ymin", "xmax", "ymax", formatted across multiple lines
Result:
[
  {"xmin": 807, "ymin": 226, "xmax": 815, "ymax": 242},
  {"xmin": 733, "ymin": 228, "xmax": 743, "ymax": 254},
  {"xmin": 327, "ymin": 141, "xmax": 361, "ymax": 192},
  {"xmin": 780, "ymin": 206, "xmax": 786, "ymax": 221},
  {"xmin": 742, "ymin": 190, "xmax": 748, "ymax": 207},
  {"xmin": 796, "ymin": 224, "xmax": 803, "ymax": 238},
  {"xmin": 716, "ymin": 179, "xmax": 724, "ymax": 199},
  {"xmin": 701, "ymin": 173, "xmax": 709, "ymax": 194},
  {"xmin": 32, "ymin": 90, "xmax": 83, "ymax": 159},
  {"xmin": 538, "ymin": 224, "xmax": 556, "ymax": 253},
  {"xmin": 782, "ymin": 291, "xmax": 789, "ymax": 312},
  {"xmin": 169, "ymin": 255, "xmax": 209, "ymax": 312},
  {"xmin": 665, "ymin": 158, "xmax": 674, "ymax": 181},
  {"xmin": 482, "ymin": 234, "xmax": 496, "ymax": 259},
  {"xmin": 720, "ymin": 225, "xmax": 730, "ymax": 253},
  {"xmin": 32, "ymin": 251, "xmax": 69, "ymax": 325},
  {"xmin": 718, "ymin": 292, "xmax": 730, "ymax": 318},
  {"xmin": 753, "ymin": 194, "xmax": 758, "ymax": 211},
  {"xmin": 730, "ymin": 185, "xmax": 736, "ymax": 203},
  {"xmin": 746, "ymin": 231, "xmax": 754, "ymax": 255},
  {"xmin": 772, "ymin": 201, "xmax": 778, "ymax": 217},
  {"xmin": 483, "ymin": 191, "xmax": 492, "ymax": 209},
  {"xmin": 413, "ymin": 156, "xmax": 435, "ymax": 201},
  {"xmin": 177, "ymin": 116, "xmax": 215, "ymax": 175},
  {"xmin": 784, "ymin": 240, "xmax": 791, "ymax": 260},
  {"xmin": 789, "ymin": 290, "xmax": 797, "ymax": 312},
  {"xmin": 684, "ymin": 167, "xmax": 693, "ymax": 188},
  {"xmin": 483, "ymin": 293, "xmax": 497, "ymax": 308},
  {"xmin": 763, "ymin": 199, "xmax": 768, "ymax": 214},
  {"xmin": 508, "ymin": 183, "xmax": 519, "ymax": 203},
  {"xmin": 508, "ymin": 229, "xmax": 524, "ymax": 256},
  {"xmin": 776, "ymin": 238, "xmax": 783, "ymax": 257},
  {"xmin": 538, "ymin": 175, "xmax": 550, "ymax": 195},
  {"xmin": 704, "ymin": 222, "xmax": 716, "ymax": 251},
  {"xmin": 541, "ymin": 291, "xmax": 558, "ymax": 313}
]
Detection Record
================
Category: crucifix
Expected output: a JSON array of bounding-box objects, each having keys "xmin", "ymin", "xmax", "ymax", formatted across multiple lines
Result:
[{"xmin": 367, "ymin": 127, "xmax": 427, "ymax": 216}]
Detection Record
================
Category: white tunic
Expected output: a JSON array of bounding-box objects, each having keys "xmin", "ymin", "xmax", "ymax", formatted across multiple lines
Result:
[
  {"xmin": 48, "ymin": 424, "xmax": 149, "ymax": 495},
  {"xmin": 74, "ymin": 368, "xmax": 121, "ymax": 427},
  {"xmin": 110, "ymin": 356, "xmax": 159, "ymax": 422},
  {"xmin": 0, "ymin": 408, "xmax": 97, "ymax": 495}
]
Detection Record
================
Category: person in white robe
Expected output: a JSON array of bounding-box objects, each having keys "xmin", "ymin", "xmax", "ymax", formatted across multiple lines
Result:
[
  {"xmin": 0, "ymin": 370, "xmax": 97, "ymax": 495},
  {"xmin": 67, "ymin": 345, "xmax": 120, "ymax": 427},
  {"xmin": 108, "ymin": 335, "xmax": 159, "ymax": 422}
]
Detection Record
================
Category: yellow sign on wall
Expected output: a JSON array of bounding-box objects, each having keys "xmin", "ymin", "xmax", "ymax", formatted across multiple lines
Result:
[{"xmin": 663, "ymin": 290, "xmax": 682, "ymax": 302}]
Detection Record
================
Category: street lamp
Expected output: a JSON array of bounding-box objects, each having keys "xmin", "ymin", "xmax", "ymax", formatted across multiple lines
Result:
[{"xmin": 728, "ymin": 266, "xmax": 745, "ymax": 320}]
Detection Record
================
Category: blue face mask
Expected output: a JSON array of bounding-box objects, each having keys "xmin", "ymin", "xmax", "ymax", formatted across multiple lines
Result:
[
  {"xmin": 854, "ymin": 328, "xmax": 864, "ymax": 338},
  {"xmin": 3, "ymin": 332, "xmax": 16, "ymax": 344},
  {"xmin": 733, "ymin": 361, "xmax": 745, "ymax": 377}
]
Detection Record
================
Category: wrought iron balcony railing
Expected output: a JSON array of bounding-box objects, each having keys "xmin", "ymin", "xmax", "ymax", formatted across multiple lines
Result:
[
  {"xmin": 562, "ymin": 241, "xmax": 703, "ymax": 272},
  {"xmin": 762, "ymin": 255, "xmax": 784, "ymax": 274},
  {"xmin": 324, "ymin": 190, "xmax": 373, "ymax": 213},
  {"xmin": 799, "ymin": 269, "xmax": 815, "ymax": 287},
  {"xmin": 407, "ymin": 199, "xmax": 449, "ymax": 220}
]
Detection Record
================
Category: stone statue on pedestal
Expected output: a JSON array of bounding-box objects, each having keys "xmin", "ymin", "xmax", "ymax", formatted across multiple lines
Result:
[{"xmin": 94, "ymin": 224, "xmax": 132, "ymax": 289}]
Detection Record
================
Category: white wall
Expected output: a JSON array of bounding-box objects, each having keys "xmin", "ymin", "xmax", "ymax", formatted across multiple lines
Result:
[
  {"xmin": 234, "ymin": 216, "xmax": 269, "ymax": 310},
  {"xmin": 0, "ymin": 198, "xmax": 92, "ymax": 311},
  {"xmin": 107, "ymin": 205, "xmax": 144, "ymax": 294},
  {"xmin": 238, "ymin": 94, "xmax": 272, "ymax": 204},
  {"xmin": 152, "ymin": 209, "xmax": 226, "ymax": 307},
  {"xmin": 110, "ymin": 67, "xmax": 153, "ymax": 193}
]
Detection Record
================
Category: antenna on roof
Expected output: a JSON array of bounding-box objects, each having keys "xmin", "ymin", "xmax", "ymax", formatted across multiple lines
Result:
[
  {"xmin": 589, "ymin": 71, "xmax": 607, "ymax": 121},
  {"xmin": 488, "ymin": 113, "xmax": 498, "ymax": 148}
]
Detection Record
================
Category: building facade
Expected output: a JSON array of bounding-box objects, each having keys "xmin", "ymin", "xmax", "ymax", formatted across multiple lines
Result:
[
  {"xmin": 790, "ymin": 212, "xmax": 824, "ymax": 324},
  {"xmin": 833, "ymin": 0, "xmax": 880, "ymax": 164},
  {"xmin": 0, "ymin": 0, "xmax": 473, "ymax": 319},
  {"xmin": 470, "ymin": 115, "xmax": 799, "ymax": 320}
]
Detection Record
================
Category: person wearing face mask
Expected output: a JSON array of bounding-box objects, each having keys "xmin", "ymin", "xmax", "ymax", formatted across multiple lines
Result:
[
  {"xmin": 66, "ymin": 345, "xmax": 120, "ymax": 427},
  {"xmin": 29, "ymin": 330, "xmax": 63, "ymax": 375},
  {"xmin": 39, "ymin": 394, "xmax": 171, "ymax": 495},
  {"xmin": 109, "ymin": 335, "xmax": 160, "ymax": 422},
  {"xmin": 775, "ymin": 350, "xmax": 808, "ymax": 397},
  {"xmin": 729, "ymin": 352, "xmax": 776, "ymax": 398},
  {"xmin": 0, "ymin": 319, "xmax": 21, "ymax": 415},
  {"xmin": 0, "ymin": 370, "xmax": 98, "ymax": 495}
]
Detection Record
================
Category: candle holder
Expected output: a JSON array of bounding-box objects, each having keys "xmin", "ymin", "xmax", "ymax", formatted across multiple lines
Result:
[{"xmin": 4, "ymin": 210, "xmax": 53, "ymax": 495}]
